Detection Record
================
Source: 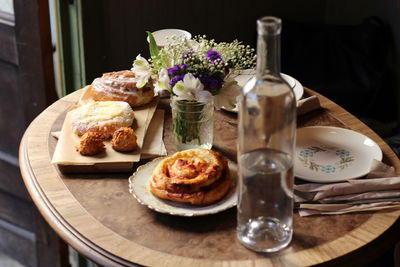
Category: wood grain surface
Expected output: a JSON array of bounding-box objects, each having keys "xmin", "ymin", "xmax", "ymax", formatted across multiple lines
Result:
[{"xmin": 19, "ymin": 88, "xmax": 400, "ymax": 266}]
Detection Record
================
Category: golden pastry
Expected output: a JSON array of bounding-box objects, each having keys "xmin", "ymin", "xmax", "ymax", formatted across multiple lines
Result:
[
  {"xmin": 70, "ymin": 101, "xmax": 134, "ymax": 138},
  {"xmin": 87, "ymin": 70, "xmax": 154, "ymax": 107},
  {"xmin": 150, "ymin": 148, "xmax": 231, "ymax": 205},
  {"xmin": 111, "ymin": 127, "xmax": 138, "ymax": 152},
  {"xmin": 76, "ymin": 132, "xmax": 105, "ymax": 156}
]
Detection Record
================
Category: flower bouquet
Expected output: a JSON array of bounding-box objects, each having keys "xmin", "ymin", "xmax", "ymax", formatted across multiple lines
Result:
[{"xmin": 131, "ymin": 32, "xmax": 255, "ymax": 149}]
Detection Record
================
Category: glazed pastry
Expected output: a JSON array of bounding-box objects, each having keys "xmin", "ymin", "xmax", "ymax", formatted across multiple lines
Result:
[
  {"xmin": 88, "ymin": 70, "xmax": 154, "ymax": 107},
  {"xmin": 111, "ymin": 127, "xmax": 138, "ymax": 152},
  {"xmin": 150, "ymin": 149, "xmax": 231, "ymax": 205},
  {"xmin": 76, "ymin": 132, "xmax": 105, "ymax": 156},
  {"xmin": 70, "ymin": 101, "xmax": 135, "ymax": 138}
]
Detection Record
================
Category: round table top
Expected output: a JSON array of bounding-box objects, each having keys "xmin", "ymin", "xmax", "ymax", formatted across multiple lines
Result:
[{"xmin": 19, "ymin": 88, "xmax": 400, "ymax": 266}]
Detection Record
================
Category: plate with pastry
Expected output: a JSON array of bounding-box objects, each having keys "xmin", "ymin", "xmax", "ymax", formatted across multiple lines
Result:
[{"xmin": 129, "ymin": 148, "xmax": 238, "ymax": 216}]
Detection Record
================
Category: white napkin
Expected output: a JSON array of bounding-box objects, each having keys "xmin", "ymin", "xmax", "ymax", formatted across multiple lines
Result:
[{"xmin": 295, "ymin": 160, "xmax": 400, "ymax": 216}]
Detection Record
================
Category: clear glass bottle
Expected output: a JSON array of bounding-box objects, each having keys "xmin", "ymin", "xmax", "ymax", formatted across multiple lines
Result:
[{"xmin": 237, "ymin": 16, "xmax": 296, "ymax": 253}]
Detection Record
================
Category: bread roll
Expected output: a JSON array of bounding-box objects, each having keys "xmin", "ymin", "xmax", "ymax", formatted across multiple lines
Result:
[{"xmin": 150, "ymin": 149, "xmax": 232, "ymax": 205}]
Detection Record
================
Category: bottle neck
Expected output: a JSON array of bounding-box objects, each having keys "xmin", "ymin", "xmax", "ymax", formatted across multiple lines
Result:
[{"xmin": 256, "ymin": 17, "xmax": 282, "ymax": 79}]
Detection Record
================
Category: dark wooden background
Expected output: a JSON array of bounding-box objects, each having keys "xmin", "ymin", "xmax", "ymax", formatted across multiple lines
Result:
[
  {"xmin": 80, "ymin": 0, "xmax": 327, "ymax": 78},
  {"xmin": 0, "ymin": 0, "xmax": 66, "ymax": 266},
  {"xmin": 79, "ymin": 0, "xmax": 399, "ymax": 126}
]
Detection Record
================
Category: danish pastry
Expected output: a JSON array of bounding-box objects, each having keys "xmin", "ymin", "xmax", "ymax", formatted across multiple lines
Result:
[
  {"xmin": 87, "ymin": 70, "xmax": 154, "ymax": 107},
  {"xmin": 70, "ymin": 101, "xmax": 135, "ymax": 138},
  {"xmin": 150, "ymin": 149, "xmax": 231, "ymax": 205}
]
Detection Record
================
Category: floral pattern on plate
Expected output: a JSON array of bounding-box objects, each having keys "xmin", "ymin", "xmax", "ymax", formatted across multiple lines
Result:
[
  {"xmin": 298, "ymin": 146, "xmax": 354, "ymax": 173},
  {"xmin": 294, "ymin": 126, "xmax": 382, "ymax": 183}
]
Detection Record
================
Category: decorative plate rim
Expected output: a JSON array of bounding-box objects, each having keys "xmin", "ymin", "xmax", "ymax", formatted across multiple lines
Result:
[{"xmin": 128, "ymin": 157, "xmax": 238, "ymax": 217}]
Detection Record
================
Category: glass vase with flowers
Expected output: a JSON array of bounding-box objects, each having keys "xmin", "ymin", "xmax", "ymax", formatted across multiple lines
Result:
[{"xmin": 131, "ymin": 32, "xmax": 255, "ymax": 150}]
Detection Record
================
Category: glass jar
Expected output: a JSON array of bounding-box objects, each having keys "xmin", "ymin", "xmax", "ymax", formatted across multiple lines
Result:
[
  {"xmin": 170, "ymin": 96, "xmax": 213, "ymax": 151},
  {"xmin": 237, "ymin": 16, "xmax": 297, "ymax": 253}
]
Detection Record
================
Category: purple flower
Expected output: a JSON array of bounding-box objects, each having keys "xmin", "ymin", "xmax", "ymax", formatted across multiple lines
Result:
[
  {"xmin": 169, "ymin": 74, "xmax": 185, "ymax": 86},
  {"xmin": 206, "ymin": 50, "xmax": 222, "ymax": 63},
  {"xmin": 167, "ymin": 64, "xmax": 188, "ymax": 76},
  {"xmin": 199, "ymin": 73, "xmax": 223, "ymax": 89}
]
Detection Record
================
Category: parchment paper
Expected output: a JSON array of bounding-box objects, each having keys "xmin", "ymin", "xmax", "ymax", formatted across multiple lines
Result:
[{"xmin": 51, "ymin": 97, "xmax": 158, "ymax": 165}]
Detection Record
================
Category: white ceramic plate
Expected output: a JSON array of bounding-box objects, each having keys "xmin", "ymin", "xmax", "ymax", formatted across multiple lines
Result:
[
  {"xmin": 129, "ymin": 157, "xmax": 238, "ymax": 216},
  {"xmin": 294, "ymin": 126, "xmax": 383, "ymax": 183},
  {"xmin": 222, "ymin": 72, "xmax": 304, "ymax": 112}
]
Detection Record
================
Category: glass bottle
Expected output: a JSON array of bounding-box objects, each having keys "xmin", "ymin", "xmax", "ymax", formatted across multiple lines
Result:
[{"xmin": 237, "ymin": 16, "xmax": 296, "ymax": 253}]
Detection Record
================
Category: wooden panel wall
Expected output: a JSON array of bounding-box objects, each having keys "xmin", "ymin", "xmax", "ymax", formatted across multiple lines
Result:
[
  {"xmin": 79, "ymin": 0, "xmax": 399, "ymax": 124},
  {"xmin": 80, "ymin": 0, "xmax": 327, "ymax": 83},
  {"xmin": 0, "ymin": 0, "xmax": 67, "ymax": 266}
]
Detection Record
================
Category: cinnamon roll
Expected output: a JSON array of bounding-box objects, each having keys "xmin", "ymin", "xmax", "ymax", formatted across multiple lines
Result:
[
  {"xmin": 150, "ymin": 149, "xmax": 232, "ymax": 205},
  {"xmin": 87, "ymin": 70, "xmax": 154, "ymax": 107}
]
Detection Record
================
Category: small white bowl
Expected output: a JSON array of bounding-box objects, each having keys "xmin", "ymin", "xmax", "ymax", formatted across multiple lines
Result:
[{"xmin": 147, "ymin": 29, "xmax": 192, "ymax": 47}]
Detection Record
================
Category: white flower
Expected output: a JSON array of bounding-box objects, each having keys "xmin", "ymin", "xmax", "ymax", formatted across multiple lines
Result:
[
  {"xmin": 195, "ymin": 90, "xmax": 212, "ymax": 103},
  {"xmin": 186, "ymin": 39, "xmax": 201, "ymax": 51},
  {"xmin": 131, "ymin": 54, "xmax": 152, "ymax": 88},
  {"xmin": 172, "ymin": 73, "xmax": 211, "ymax": 102},
  {"xmin": 154, "ymin": 68, "xmax": 171, "ymax": 95},
  {"xmin": 213, "ymin": 78, "xmax": 241, "ymax": 110},
  {"xmin": 172, "ymin": 81, "xmax": 193, "ymax": 100}
]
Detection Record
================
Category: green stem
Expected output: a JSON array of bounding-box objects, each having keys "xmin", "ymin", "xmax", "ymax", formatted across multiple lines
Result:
[{"xmin": 172, "ymin": 100, "xmax": 205, "ymax": 145}]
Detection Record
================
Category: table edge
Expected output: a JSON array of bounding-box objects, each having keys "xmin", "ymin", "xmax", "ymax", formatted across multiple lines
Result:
[{"xmin": 18, "ymin": 88, "xmax": 400, "ymax": 266}]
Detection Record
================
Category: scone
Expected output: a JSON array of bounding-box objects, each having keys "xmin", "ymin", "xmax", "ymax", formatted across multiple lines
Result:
[
  {"xmin": 76, "ymin": 132, "xmax": 105, "ymax": 156},
  {"xmin": 150, "ymin": 148, "xmax": 231, "ymax": 205},
  {"xmin": 111, "ymin": 127, "xmax": 138, "ymax": 152},
  {"xmin": 87, "ymin": 70, "xmax": 154, "ymax": 107},
  {"xmin": 70, "ymin": 101, "xmax": 134, "ymax": 138}
]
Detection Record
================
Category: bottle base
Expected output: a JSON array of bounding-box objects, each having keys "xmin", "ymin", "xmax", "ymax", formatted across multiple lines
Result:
[{"xmin": 237, "ymin": 216, "xmax": 292, "ymax": 253}]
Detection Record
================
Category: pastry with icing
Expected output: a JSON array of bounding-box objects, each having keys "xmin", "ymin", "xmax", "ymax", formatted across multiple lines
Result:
[
  {"xmin": 88, "ymin": 70, "xmax": 154, "ymax": 107},
  {"xmin": 70, "ymin": 101, "xmax": 134, "ymax": 138}
]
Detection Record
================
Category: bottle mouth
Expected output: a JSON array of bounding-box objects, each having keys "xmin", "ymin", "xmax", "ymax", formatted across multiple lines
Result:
[{"xmin": 257, "ymin": 16, "xmax": 282, "ymax": 35}]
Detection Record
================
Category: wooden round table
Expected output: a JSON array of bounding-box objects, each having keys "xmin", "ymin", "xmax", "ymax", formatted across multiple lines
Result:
[{"xmin": 19, "ymin": 89, "xmax": 400, "ymax": 266}]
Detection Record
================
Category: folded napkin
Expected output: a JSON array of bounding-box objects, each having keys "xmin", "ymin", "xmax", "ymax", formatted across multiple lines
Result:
[
  {"xmin": 295, "ymin": 160, "xmax": 400, "ymax": 216},
  {"xmin": 296, "ymin": 95, "xmax": 321, "ymax": 116}
]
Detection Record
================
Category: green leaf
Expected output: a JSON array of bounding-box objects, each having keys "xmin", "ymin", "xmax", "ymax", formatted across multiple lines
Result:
[
  {"xmin": 146, "ymin": 31, "xmax": 159, "ymax": 58},
  {"xmin": 134, "ymin": 59, "xmax": 145, "ymax": 67}
]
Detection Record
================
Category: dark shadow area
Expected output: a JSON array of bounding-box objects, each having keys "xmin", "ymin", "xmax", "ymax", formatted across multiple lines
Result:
[{"xmin": 281, "ymin": 17, "xmax": 400, "ymax": 156}]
